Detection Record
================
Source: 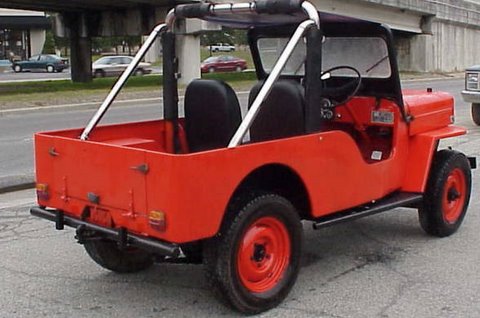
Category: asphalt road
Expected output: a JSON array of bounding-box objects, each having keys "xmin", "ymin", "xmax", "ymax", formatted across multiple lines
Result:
[{"xmin": 1, "ymin": 77, "xmax": 480, "ymax": 317}]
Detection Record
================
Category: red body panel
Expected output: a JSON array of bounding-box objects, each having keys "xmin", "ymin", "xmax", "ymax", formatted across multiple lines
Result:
[
  {"xmin": 34, "ymin": 91, "xmax": 465, "ymax": 244},
  {"xmin": 403, "ymin": 90, "xmax": 454, "ymax": 135}
]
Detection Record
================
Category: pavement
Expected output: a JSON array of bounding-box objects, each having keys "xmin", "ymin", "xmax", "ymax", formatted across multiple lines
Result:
[{"xmin": 0, "ymin": 71, "xmax": 465, "ymax": 194}]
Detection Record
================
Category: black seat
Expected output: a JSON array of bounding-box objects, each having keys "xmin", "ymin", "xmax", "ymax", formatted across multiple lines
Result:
[
  {"xmin": 184, "ymin": 79, "xmax": 242, "ymax": 152},
  {"xmin": 248, "ymin": 80, "xmax": 305, "ymax": 142}
]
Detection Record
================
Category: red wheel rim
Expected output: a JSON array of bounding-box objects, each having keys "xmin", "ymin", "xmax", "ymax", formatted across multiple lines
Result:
[
  {"xmin": 237, "ymin": 216, "xmax": 291, "ymax": 293},
  {"xmin": 442, "ymin": 168, "xmax": 466, "ymax": 223}
]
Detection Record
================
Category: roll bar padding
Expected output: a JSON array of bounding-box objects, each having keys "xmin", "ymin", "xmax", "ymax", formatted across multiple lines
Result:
[
  {"xmin": 175, "ymin": 3, "xmax": 211, "ymax": 19},
  {"xmin": 174, "ymin": 0, "xmax": 305, "ymax": 19},
  {"xmin": 255, "ymin": 0, "xmax": 305, "ymax": 14}
]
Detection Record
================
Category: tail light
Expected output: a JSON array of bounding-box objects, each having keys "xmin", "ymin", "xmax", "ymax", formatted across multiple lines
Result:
[
  {"xmin": 36, "ymin": 183, "xmax": 50, "ymax": 201},
  {"xmin": 149, "ymin": 210, "xmax": 166, "ymax": 232}
]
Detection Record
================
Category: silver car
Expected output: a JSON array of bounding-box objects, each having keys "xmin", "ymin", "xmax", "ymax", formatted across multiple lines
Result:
[{"xmin": 92, "ymin": 56, "xmax": 152, "ymax": 78}]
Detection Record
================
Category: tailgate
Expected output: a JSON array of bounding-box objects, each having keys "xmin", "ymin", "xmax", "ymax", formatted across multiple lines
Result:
[{"xmin": 35, "ymin": 133, "xmax": 148, "ymax": 214}]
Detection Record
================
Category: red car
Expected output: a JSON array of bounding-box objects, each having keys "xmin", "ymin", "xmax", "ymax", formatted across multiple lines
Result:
[{"xmin": 201, "ymin": 55, "xmax": 247, "ymax": 73}]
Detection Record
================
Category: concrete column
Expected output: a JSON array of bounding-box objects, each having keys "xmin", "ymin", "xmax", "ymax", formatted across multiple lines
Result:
[
  {"xmin": 63, "ymin": 13, "xmax": 93, "ymax": 83},
  {"xmin": 70, "ymin": 36, "xmax": 93, "ymax": 82},
  {"xmin": 144, "ymin": 36, "xmax": 162, "ymax": 64},
  {"xmin": 175, "ymin": 19, "xmax": 202, "ymax": 85},
  {"xmin": 409, "ymin": 34, "xmax": 434, "ymax": 72},
  {"xmin": 176, "ymin": 34, "xmax": 201, "ymax": 85}
]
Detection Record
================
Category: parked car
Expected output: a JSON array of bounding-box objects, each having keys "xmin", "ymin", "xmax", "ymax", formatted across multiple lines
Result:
[
  {"xmin": 201, "ymin": 55, "xmax": 247, "ymax": 73},
  {"xmin": 92, "ymin": 56, "xmax": 152, "ymax": 78},
  {"xmin": 0, "ymin": 59, "xmax": 12, "ymax": 73},
  {"xmin": 208, "ymin": 43, "xmax": 235, "ymax": 52},
  {"xmin": 12, "ymin": 54, "xmax": 69, "ymax": 73},
  {"xmin": 462, "ymin": 65, "xmax": 480, "ymax": 125}
]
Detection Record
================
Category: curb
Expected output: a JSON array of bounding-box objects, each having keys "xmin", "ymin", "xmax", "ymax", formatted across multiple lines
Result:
[{"xmin": 0, "ymin": 174, "xmax": 35, "ymax": 194}]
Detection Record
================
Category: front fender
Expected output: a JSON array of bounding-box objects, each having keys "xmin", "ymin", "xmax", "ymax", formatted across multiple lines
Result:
[{"xmin": 402, "ymin": 125, "xmax": 467, "ymax": 192}]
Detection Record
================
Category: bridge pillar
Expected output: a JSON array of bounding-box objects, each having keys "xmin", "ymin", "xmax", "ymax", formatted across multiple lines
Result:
[
  {"xmin": 176, "ymin": 34, "xmax": 201, "ymax": 85},
  {"xmin": 175, "ymin": 19, "xmax": 206, "ymax": 85},
  {"xmin": 62, "ymin": 13, "xmax": 93, "ymax": 83}
]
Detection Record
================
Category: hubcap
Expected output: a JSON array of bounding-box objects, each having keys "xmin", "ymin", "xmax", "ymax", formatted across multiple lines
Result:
[
  {"xmin": 442, "ymin": 168, "xmax": 466, "ymax": 223},
  {"xmin": 237, "ymin": 216, "xmax": 291, "ymax": 293}
]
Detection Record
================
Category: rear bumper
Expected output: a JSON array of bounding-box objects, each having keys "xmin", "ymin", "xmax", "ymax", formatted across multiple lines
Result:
[{"xmin": 30, "ymin": 206, "xmax": 180, "ymax": 257}]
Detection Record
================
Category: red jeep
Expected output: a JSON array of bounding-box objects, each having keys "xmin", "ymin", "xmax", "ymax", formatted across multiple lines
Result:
[{"xmin": 31, "ymin": 0, "xmax": 475, "ymax": 314}]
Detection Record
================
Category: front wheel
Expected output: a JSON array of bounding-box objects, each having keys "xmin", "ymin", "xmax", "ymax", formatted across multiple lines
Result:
[
  {"xmin": 203, "ymin": 193, "xmax": 303, "ymax": 314},
  {"xmin": 13, "ymin": 65, "xmax": 22, "ymax": 73},
  {"xmin": 84, "ymin": 239, "xmax": 154, "ymax": 273},
  {"xmin": 472, "ymin": 103, "xmax": 480, "ymax": 125},
  {"xmin": 419, "ymin": 149, "xmax": 472, "ymax": 237}
]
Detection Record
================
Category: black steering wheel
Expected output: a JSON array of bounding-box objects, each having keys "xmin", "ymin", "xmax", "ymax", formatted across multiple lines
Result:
[{"xmin": 320, "ymin": 65, "xmax": 362, "ymax": 106}]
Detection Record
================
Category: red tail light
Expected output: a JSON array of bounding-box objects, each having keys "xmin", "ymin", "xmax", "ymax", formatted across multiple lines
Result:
[{"xmin": 36, "ymin": 183, "xmax": 50, "ymax": 201}]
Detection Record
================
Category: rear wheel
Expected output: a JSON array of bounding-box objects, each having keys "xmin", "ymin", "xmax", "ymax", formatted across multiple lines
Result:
[
  {"xmin": 84, "ymin": 239, "xmax": 154, "ymax": 273},
  {"xmin": 235, "ymin": 66, "xmax": 243, "ymax": 72},
  {"xmin": 134, "ymin": 68, "xmax": 145, "ymax": 76},
  {"xmin": 419, "ymin": 149, "xmax": 471, "ymax": 237},
  {"xmin": 46, "ymin": 65, "xmax": 55, "ymax": 73},
  {"xmin": 471, "ymin": 103, "xmax": 480, "ymax": 125},
  {"xmin": 204, "ymin": 193, "xmax": 303, "ymax": 314}
]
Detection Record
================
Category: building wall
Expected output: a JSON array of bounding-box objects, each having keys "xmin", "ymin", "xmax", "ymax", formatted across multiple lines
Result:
[
  {"xmin": 0, "ymin": 8, "xmax": 47, "ymax": 59},
  {"xmin": 396, "ymin": 20, "xmax": 480, "ymax": 73}
]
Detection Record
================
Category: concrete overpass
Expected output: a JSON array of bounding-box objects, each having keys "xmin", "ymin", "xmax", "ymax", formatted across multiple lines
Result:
[{"xmin": 1, "ymin": 0, "xmax": 480, "ymax": 82}]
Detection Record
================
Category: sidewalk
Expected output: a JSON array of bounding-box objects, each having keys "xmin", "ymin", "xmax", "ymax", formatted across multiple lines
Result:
[{"xmin": 0, "ymin": 71, "xmax": 465, "ymax": 194}]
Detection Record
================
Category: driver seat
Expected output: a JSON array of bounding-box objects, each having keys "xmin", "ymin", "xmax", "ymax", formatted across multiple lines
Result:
[{"xmin": 248, "ymin": 80, "xmax": 305, "ymax": 142}]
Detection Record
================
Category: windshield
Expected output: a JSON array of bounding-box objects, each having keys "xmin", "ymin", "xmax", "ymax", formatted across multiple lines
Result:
[
  {"xmin": 257, "ymin": 36, "xmax": 391, "ymax": 78},
  {"xmin": 203, "ymin": 57, "xmax": 219, "ymax": 63}
]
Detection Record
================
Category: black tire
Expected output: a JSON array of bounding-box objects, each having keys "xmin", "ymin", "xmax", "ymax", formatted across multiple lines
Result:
[
  {"xmin": 235, "ymin": 66, "xmax": 243, "ymax": 72},
  {"xmin": 203, "ymin": 193, "xmax": 303, "ymax": 314},
  {"xmin": 94, "ymin": 70, "xmax": 106, "ymax": 78},
  {"xmin": 472, "ymin": 103, "xmax": 480, "ymax": 126},
  {"xmin": 419, "ymin": 149, "xmax": 472, "ymax": 237},
  {"xmin": 208, "ymin": 67, "xmax": 215, "ymax": 73},
  {"xmin": 134, "ymin": 68, "xmax": 145, "ymax": 76},
  {"xmin": 13, "ymin": 64, "xmax": 22, "ymax": 73},
  {"xmin": 84, "ymin": 239, "xmax": 154, "ymax": 273},
  {"xmin": 46, "ymin": 65, "xmax": 55, "ymax": 73}
]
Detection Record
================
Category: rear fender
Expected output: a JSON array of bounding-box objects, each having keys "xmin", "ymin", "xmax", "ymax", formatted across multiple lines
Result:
[{"xmin": 402, "ymin": 126, "xmax": 467, "ymax": 192}]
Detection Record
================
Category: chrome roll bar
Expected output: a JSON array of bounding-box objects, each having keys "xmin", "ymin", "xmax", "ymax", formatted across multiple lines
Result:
[
  {"xmin": 80, "ymin": 10, "xmax": 175, "ymax": 140},
  {"xmin": 228, "ymin": 19, "xmax": 318, "ymax": 147},
  {"xmin": 80, "ymin": 1, "xmax": 320, "ymax": 142}
]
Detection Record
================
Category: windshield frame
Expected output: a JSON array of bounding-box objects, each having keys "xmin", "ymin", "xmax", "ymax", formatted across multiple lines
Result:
[{"xmin": 248, "ymin": 22, "xmax": 405, "ymax": 111}]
